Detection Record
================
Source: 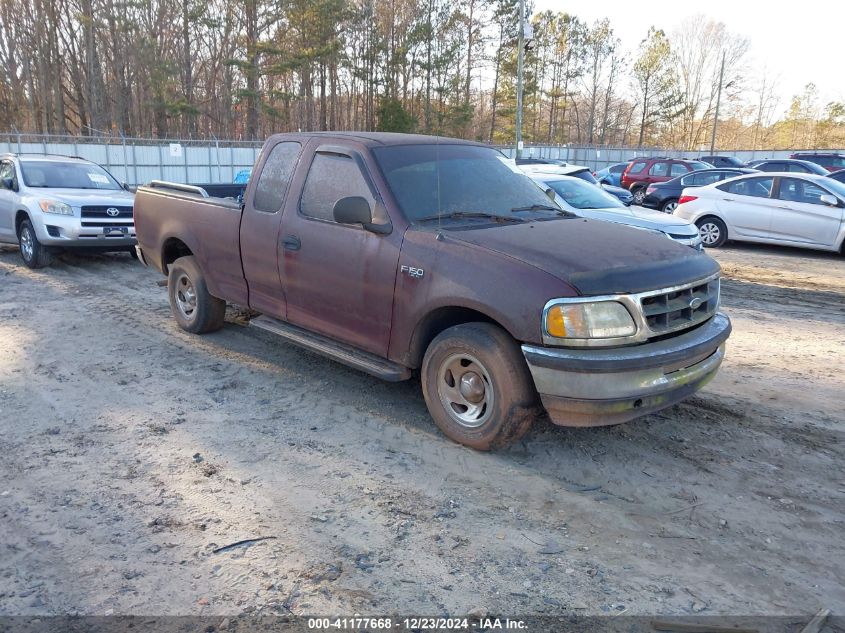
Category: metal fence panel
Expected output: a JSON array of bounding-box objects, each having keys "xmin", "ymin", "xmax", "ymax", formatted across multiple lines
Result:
[{"xmin": 3, "ymin": 133, "xmax": 844, "ymax": 185}]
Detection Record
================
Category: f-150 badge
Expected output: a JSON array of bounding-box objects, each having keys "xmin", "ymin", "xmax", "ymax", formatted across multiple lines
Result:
[{"xmin": 401, "ymin": 265, "xmax": 424, "ymax": 279}]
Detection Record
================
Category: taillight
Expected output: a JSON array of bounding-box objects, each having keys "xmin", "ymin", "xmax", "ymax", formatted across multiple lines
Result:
[
  {"xmin": 646, "ymin": 186, "xmax": 656, "ymax": 194},
  {"xmin": 678, "ymin": 195, "xmax": 698, "ymax": 205}
]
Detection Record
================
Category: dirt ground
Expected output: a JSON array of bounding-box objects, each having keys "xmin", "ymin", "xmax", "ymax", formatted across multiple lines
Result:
[{"xmin": 0, "ymin": 241, "xmax": 843, "ymax": 619}]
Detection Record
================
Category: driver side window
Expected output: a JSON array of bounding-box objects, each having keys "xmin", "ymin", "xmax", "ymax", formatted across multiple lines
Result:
[{"xmin": 300, "ymin": 153, "xmax": 376, "ymax": 223}]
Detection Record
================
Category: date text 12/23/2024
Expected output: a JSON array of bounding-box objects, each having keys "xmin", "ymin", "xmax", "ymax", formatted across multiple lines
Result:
[{"xmin": 307, "ymin": 617, "xmax": 528, "ymax": 630}]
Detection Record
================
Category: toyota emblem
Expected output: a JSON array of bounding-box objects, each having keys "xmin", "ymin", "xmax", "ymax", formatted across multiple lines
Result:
[{"xmin": 106, "ymin": 207, "xmax": 120, "ymax": 217}]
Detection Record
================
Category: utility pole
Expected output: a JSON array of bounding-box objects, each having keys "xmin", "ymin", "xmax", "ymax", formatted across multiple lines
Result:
[
  {"xmin": 710, "ymin": 52, "xmax": 725, "ymax": 155},
  {"xmin": 515, "ymin": 0, "xmax": 524, "ymax": 159}
]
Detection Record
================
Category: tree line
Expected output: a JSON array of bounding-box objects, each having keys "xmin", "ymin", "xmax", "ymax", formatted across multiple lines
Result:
[{"xmin": 0, "ymin": 0, "xmax": 843, "ymax": 150}]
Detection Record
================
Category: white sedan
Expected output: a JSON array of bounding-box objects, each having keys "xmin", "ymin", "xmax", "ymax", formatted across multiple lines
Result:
[
  {"xmin": 674, "ymin": 172, "xmax": 845, "ymax": 252},
  {"xmin": 529, "ymin": 173, "xmax": 702, "ymax": 249}
]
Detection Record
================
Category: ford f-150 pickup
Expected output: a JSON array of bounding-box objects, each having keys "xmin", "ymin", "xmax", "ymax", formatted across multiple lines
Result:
[{"xmin": 134, "ymin": 132, "xmax": 731, "ymax": 450}]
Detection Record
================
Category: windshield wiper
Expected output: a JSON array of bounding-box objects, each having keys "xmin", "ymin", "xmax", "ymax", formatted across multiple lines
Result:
[
  {"xmin": 510, "ymin": 204, "xmax": 560, "ymax": 212},
  {"xmin": 510, "ymin": 203, "xmax": 577, "ymax": 217},
  {"xmin": 416, "ymin": 211, "xmax": 525, "ymax": 224}
]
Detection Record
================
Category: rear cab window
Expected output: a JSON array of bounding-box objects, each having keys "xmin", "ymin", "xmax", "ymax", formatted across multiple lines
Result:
[{"xmin": 252, "ymin": 142, "xmax": 301, "ymax": 212}]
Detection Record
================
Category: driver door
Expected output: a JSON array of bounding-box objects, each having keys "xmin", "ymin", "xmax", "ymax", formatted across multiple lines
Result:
[
  {"xmin": 280, "ymin": 144, "xmax": 402, "ymax": 356},
  {"xmin": 770, "ymin": 177, "xmax": 843, "ymax": 247}
]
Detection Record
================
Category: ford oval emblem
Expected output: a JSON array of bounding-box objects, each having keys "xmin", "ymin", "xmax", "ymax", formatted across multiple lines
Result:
[
  {"xmin": 689, "ymin": 297, "xmax": 703, "ymax": 310},
  {"xmin": 106, "ymin": 207, "xmax": 120, "ymax": 217}
]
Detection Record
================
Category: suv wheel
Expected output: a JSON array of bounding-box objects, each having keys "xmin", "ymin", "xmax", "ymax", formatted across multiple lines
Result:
[
  {"xmin": 696, "ymin": 216, "xmax": 728, "ymax": 248},
  {"xmin": 18, "ymin": 219, "xmax": 53, "ymax": 269},
  {"xmin": 632, "ymin": 187, "xmax": 646, "ymax": 205},
  {"xmin": 421, "ymin": 322, "xmax": 539, "ymax": 450},
  {"xmin": 167, "ymin": 255, "xmax": 226, "ymax": 333}
]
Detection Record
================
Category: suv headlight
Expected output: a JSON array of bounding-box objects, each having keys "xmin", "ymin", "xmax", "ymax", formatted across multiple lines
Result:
[
  {"xmin": 545, "ymin": 300, "xmax": 636, "ymax": 339},
  {"xmin": 39, "ymin": 200, "xmax": 73, "ymax": 215}
]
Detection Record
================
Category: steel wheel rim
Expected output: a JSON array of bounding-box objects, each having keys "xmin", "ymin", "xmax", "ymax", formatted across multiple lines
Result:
[
  {"xmin": 437, "ymin": 352, "xmax": 494, "ymax": 428},
  {"xmin": 699, "ymin": 222, "xmax": 721, "ymax": 246},
  {"xmin": 20, "ymin": 227, "xmax": 34, "ymax": 261},
  {"xmin": 664, "ymin": 201, "xmax": 678, "ymax": 213},
  {"xmin": 174, "ymin": 273, "xmax": 198, "ymax": 320}
]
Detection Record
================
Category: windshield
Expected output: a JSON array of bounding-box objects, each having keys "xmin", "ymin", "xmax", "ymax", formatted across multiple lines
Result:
[
  {"xmin": 570, "ymin": 169, "xmax": 599, "ymax": 185},
  {"xmin": 20, "ymin": 160, "xmax": 121, "ymax": 190},
  {"xmin": 821, "ymin": 177, "xmax": 845, "ymax": 199},
  {"xmin": 372, "ymin": 144, "xmax": 559, "ymax": 222},
  {"xmin": 545, "ymin": 177, "xmax": 624, "ymax": 209}
]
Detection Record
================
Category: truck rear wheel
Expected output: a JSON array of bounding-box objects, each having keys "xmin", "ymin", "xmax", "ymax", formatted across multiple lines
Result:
[
  {"xmin": 421, "ymin": 322, "xmax": 539, "ymax": 450},
  {"xmin": 167, "ymin": 256, "xmax": 226, "ymax": 334},
  {"xmin": 18, "ymin": 219, "xmax": 53, "ymax": 269}
]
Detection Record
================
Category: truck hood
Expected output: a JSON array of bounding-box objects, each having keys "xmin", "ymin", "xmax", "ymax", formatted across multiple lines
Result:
[
  {"xmin": 28, "ymin": 189, "xmax": 135, "ymax": 207},
  {"xmin": 441, "ymin": 218, "xmax": 719, "ymax": 295},
  {"xmin": 576, "ymin": 206, "xmax": 698, "ymax": 236}
]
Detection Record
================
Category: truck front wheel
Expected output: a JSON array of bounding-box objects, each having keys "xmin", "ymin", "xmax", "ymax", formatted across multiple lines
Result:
[
  {"xmin": 167, "ymin": 255, "xmax": 226, "ymax": 334},
  {"xmin": 421, "ymin": 322, "xmax": 539, "ymax": 450}
]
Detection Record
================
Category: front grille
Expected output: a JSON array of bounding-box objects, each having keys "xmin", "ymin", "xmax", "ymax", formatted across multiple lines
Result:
[
  {"xmin": 81, "ymin": 221, "xmax": 134, "ymax": 227},
  {"xmin": 640, "ymin": 277, "xmax": 719, "ymax": 335},
  {"xmin": 81, "ymin": 205, "xmax": 134, "ymax": 218}
]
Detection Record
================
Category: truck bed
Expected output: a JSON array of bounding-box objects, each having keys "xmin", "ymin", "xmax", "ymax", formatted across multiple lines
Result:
[{"xmin": 134, "ymin": 181, "xmax": 248, "ymax": 305}]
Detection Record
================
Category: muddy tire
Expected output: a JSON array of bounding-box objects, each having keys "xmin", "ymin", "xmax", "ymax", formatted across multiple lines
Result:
[
  {"xmin": 696, "ymin": 216, "xmax": 728, "ymax": 248},
  {"xmin": 18, "ymin": 219, "xmax": 53, "ymax": 269},
  {"xmin": 421, "ymin": 322, "xmax": 539, "ymax": 451},
  {"xmin": 167, "ymin": 255, "xmax": 226, "ymax": 334}
]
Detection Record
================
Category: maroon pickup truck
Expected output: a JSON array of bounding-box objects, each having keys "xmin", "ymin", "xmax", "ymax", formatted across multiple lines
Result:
[{"xmin": 134, "ymin": 132, "xmax": 731, "ymax": 450}]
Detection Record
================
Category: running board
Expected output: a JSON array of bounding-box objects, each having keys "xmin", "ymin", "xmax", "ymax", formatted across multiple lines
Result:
[{"xmin": 250, "ymin": 315, "xmax": 412, "ymax": 382}]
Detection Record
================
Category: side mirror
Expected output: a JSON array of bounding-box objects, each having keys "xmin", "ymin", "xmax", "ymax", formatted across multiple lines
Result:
[
  {"xmin": 545, "ymin": 187, "xmax": 556, "ymax": 202},
  {"xmin": 122, "ymin": 182, "xmax": 132, "ymax": 192},
  {"xmin": 819, "ymin": 193, "xmax": 839, "ymax": 207},
  {"xmin": 333, "ymin": 196, "xmax": 373, "ymax": 225},
  {"xmin": 1, "ymin": 176, "xmax": 13, "ymax": 190}
]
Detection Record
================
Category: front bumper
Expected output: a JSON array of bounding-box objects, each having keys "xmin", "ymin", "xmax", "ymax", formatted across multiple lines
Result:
[
  {"xmin": 34, "ymin": 214, "xmax": 136, "ymax": 247},
  {"xmin": 522, "ymin": 313, "xmax": 731, "ymax": 427}
]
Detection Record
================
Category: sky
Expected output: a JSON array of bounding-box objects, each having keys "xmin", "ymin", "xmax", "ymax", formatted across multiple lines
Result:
[{"xmin": 533, "ymin": 0, "xmax": 843, "ymax": 117}]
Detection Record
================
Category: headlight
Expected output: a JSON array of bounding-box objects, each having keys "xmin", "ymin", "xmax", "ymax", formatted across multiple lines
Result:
[
  {"xmin": 545, "ymin": 300, "xmax": 636, "ymax": 339},
  {"xmin": 39, "ymin": 200, "xmax": 73, "ymax": 215}
]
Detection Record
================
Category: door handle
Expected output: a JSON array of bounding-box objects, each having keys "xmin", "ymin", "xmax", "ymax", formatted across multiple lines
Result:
[{"xmin": 282, "ymin": 234, "xmax": 301, "ymax": 251}]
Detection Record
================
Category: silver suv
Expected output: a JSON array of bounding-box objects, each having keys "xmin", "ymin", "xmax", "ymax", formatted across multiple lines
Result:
[{"xmin": 0, "ymin": 154, "xmax": 136, "ymax": 268}]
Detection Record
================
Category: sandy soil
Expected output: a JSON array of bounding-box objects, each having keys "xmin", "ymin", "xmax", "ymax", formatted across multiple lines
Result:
[{"xmin": 0, "ymin": 241, "xmax": 843, "ymax": 619}]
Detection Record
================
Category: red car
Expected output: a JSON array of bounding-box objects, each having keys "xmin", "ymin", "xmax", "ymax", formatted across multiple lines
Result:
[
  {"xmin": 789, "ymin": 152, "xmax": 845, "ymax": 172},
  {"xmin": 621, "ymin": 157, "xmax": 710, "ymax": 204}
]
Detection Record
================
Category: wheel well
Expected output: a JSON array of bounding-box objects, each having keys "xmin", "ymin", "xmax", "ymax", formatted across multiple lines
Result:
[
  {"xmin": 14, "ymin": 210, "xmax": 30, "ymax": 236},
  {"xmin": 408, "ymin": 306, "xmax": 504, "ymax": 368},
  {"xmin": 161, "ymin": 238, "xmax": 193, "ymax": 273}
]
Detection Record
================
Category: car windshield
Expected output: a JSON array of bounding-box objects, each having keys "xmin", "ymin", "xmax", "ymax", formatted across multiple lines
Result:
[
  {"xmin": 802, "ymin": 162, "xmax": 832, "ymax": 175},
  {"xmin": 821, "ymin": 177, "xmax": 845, "ymax": 199},
  {"xmin": 20, "ymin": 160, "xmax": 121, "ymax": 190},
  {"xmin": 372, "ymin": 144, "xmax": 560, "ymax": 222},
  {"xmin": 570, "ymin": 169, "xmax": 599, "ymax": 184},
  {"xmin": 545, "ymin": 177, "xmax": 624, "ymax": 209}
]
